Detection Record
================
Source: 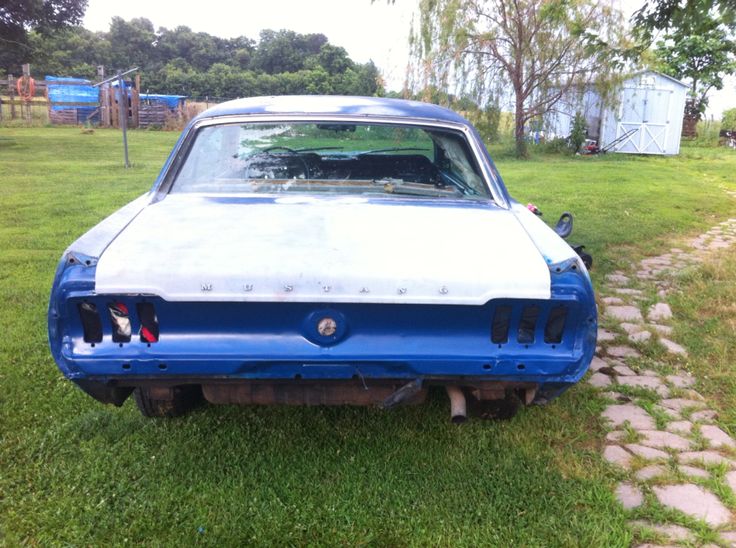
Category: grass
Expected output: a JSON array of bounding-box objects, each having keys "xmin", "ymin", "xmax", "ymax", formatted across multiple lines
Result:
[
  {"xmin": 667, "ymin": 248, "xmax": 736, "ymax": 434},
  {"xmin": 0, "ymin": 100, "xmax": 50, "ymax": 127},
  {"xmin": 1, "ymin": 126, "xmax": 735, "ymax": 545},
  {"xmin": 491, "ymin": 144, "xmax": 736, "ymax": 276}
]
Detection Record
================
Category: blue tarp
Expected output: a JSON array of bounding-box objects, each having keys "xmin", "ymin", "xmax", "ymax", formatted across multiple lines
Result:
[
  {"xmin": 46, "ymin": 75, "xmax": 98, "ymax": 112},
  {"xmin": 109, "ymin": 82, "xmax": 186, "ymax": 109},
  {"xmin": 139, "ymin": 93, "xmax": 187, "ymax": 109}
]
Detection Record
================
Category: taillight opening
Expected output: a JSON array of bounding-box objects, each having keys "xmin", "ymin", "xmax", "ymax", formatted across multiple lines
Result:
[
  {"xmin": 544, "ymin": 306, "xmax": 567, "ymax": 344},
  {"xmin": 108, "ymin": 302, "xmax": 132, "ymax": 343},
  {"xmin": 491, "ymin": 305, "xmax": 512, "ymax": 344},
  {"xmin": 517, "ymin": 306, "xmax": 540, "ymax": 344},
  {"xmin": 78, "ymin": 302, "xmax": 103, "ymax": 343},
  {"xmin": 137, "ymin": 302, "xmax": 159, "ymax": 343}
]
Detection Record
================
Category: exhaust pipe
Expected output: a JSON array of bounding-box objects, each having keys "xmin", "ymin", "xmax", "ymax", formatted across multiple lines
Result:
[{"xmin": 446, "ymin": 386, "xmax": 467, "ymax": 424}]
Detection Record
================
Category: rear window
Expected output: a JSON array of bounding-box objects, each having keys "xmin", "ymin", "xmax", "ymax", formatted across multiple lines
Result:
[{"xmin": 171, "ymin": 122, "xmax": 491, "ymax": 200}]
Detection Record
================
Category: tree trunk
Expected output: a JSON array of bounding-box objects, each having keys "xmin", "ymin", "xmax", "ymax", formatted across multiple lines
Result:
[{"xmin": 514, "ymin": 94, "xmax": 528, "ymax": 158}]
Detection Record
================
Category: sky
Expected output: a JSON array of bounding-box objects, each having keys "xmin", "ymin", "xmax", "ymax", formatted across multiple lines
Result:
[
  {"xmin": 82, "ymin": 0, "xmax": 734, "ymax": 118},
  {"xmin": 83, "ymin": 0, "xmax": 417, "ymax": 91}
]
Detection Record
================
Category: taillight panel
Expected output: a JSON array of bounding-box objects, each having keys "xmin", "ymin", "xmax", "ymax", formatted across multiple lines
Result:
[
  {"xmin": 78, "ymin": 302, "xmax": 103, "ymax": 343},
  {"xmin": 544, "ymin": 306, "xmax": 568, "ymax": 344},
  {"xmin": 108, "ymin": 302, "xmax": 132, "ymax": 343},
  {"xmin": 137, "ymin": 302, "xmax": 159, "ymax": 343},
  {"xmin": 491, "ymin": 305, "xmax": 512, "ymax": 344},
  {"xmin": 518, "ymin": 305, "xmax": 540, "ymax": 344},
  {"xmin": 490, "ymin": 300, "xmax": 578, "ymax": 349},
  {"xmin": 75, "ymin": 299, "xmax": 159, "ymax": 345}
]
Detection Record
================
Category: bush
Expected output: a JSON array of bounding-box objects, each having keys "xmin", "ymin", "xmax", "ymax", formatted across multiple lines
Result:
[
  {"xmin": 540, "ymin": 137, "xmax": 570, "ymax": 154},
  {"xmin": 569, "ymin": 112, "xmax": 587, "ymax": 153},
  {"xmin": 473, "ymin": 104, "xmax": 501, "ymax": 143},
  {"xmin": 690, "ymin": 119, "xmax": 722, "ymax": 147},
  {"xmin": 722, "ymin": 108, "xmax": 736, "ymax": 130}
]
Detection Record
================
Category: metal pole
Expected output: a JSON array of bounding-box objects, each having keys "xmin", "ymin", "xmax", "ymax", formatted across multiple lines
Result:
[
  {"xmin": 117, "ymin": 73, "xmax": 130, "ymax": 168},
  {"xmin": 93, "ymin": 67, "xmax": 138, "ymax": 88}
]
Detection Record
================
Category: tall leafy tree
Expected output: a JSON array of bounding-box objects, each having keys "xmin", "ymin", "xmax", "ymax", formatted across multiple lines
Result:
[
  {"xmin": 636, "ymin": 0, "xmax": 736, "ymax": 121},
  {"xmin": 23, "ymin": 17, "xmax": 382, "ymax": 98},
  {"xmin": 633, "ymin": 0, "xmax": 735, "ymax": 40},
  {"xmin": 155, "ymin": 26, "xmax": 232, "ymax": 72},
  {"xmin": 28, "ymin": 26, "xmax": 110, "ymax": 78},
  {"xmin": 0, "ymin": 0, "xmax": 88, "ymax": 71},
  {"xmin": 251, "ymin": 29, "xmax": 328, "ymax": 73},
  {"xmin": 107, "ymin": 17, "xmax": 156, "ymax": 72},
  {"xmin": 315, "ymin": 44, "xmax": 353, "ymax": 75},
  {"xmin": 412, "ymin": 0, "xmax": 623, "ymax": 157}
]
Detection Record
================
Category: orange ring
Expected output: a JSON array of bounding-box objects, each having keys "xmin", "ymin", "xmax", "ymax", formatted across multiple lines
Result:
[{"xmin": 16, "ymin": 76, "xmax": 35, "ymax": 100}]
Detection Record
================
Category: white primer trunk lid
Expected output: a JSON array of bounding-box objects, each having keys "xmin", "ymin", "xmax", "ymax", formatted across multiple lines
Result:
[{"xmin": 95, "ymin": 195, "xmax": 552, "ymax": 305}]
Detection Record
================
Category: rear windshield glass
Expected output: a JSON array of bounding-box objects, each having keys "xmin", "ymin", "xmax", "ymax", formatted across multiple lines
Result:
[{"xmin": 170, "ymin": 122, "xmax": 491, "ymax": 200}]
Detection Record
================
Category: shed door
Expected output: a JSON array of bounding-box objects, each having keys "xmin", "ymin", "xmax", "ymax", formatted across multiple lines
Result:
[{"xmin": 614, "ymin": 87, "xmax": 671, "ymax": 154}]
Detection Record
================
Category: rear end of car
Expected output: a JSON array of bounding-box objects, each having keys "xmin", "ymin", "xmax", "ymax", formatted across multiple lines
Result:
[
  {"xmin": 49, "ymin": 262, "xmax": 595, "ymax": 420},
  {"xmin": 48, "ymin": 96, "xmax": 597, "ymax": 420}
]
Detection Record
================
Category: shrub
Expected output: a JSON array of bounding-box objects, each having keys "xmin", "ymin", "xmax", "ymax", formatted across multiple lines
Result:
[
  {"xmin": 569, "ymin": 112, "xmax": 587, "ymax": 153},
  {"xmin": 722, "ymin": 108, "xmax": 736, "ymax": 130},
  {"xmin": 691, "ymin": 119, "xmax": 721, "ymax": 147},
  {"xmin": 541, "ymin": 137, "xmax": 570, "ymax": 154}
]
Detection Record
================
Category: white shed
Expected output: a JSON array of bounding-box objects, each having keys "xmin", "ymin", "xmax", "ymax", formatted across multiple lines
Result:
[{"xmin": 547, "ymin": 71, "xmax": 688, "ymax": 155}]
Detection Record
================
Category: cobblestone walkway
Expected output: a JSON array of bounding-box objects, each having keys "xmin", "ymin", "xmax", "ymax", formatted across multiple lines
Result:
[{"xmin": 590, "ymin": 217, "xmax": 736, "ymax": 546}]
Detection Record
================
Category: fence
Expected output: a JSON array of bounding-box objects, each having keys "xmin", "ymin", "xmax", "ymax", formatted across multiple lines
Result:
[{"xmin": 0, "ymin": 72, "xmax": 188, "ymax": 128}]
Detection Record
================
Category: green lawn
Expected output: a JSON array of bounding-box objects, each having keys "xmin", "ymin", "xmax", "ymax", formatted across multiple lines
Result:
[
  {"xmin": 1, "ymin": 127, "xmax": 735, "ymax": 545},
  {"xmin": 668, "ymin": 247, "xmax": 736, "ymax": 432}
]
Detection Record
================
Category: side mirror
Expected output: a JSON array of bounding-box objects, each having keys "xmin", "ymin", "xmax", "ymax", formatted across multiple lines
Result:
[{"xmin": 554, "ymin": 212, "xmax": 573, "ymax": 239}]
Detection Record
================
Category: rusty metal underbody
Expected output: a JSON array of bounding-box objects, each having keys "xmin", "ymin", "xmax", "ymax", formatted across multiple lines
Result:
[{"xmin": 193, "ymin": 379, "xmax": 538, "ymax": 407}]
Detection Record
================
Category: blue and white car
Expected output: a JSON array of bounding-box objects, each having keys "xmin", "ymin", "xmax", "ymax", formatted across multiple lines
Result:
[{"xmin": 48, "ymin": 96, "xmax": 597, "ymax": 421}]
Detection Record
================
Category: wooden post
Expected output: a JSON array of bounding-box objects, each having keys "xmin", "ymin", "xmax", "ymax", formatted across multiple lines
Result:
[
  {"xmin": 105, "ymin": 85, "xmax": 111, "ymax": 127},
  {"xmin": 96, "ymin": 66, "xmax": 106, "ymax": 126},
  {"xmin": 110, "ymin": 86, "xmax": 119, "ymax": 128},
  {"xmin": 131, "ymin": 73, "xmax": 141, "ymax": 128},
  {"xmin": 44, "ymin": 81, "xmax": 49, "ymax": 123},
  {"xmin": 100, "ymin": 84, "xmax": 108, "ymax": 127},
  {"xmin": 9, "ymin": 74, "xmax": 15, "ymax": 119},
  {"xmin": 22, "ymin": 64, "xmax": 31, "ymax": 124}
]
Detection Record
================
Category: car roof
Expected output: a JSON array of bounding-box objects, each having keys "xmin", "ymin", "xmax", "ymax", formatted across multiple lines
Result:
[{"xmin": 195, "ymin": 95, "xmax": 471, "ymax": 126}]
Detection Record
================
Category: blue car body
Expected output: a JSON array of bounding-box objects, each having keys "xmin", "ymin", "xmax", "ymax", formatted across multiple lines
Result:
[{"xmin": 48, "ymin": 96, "xmax": 597, "ymax": 417}]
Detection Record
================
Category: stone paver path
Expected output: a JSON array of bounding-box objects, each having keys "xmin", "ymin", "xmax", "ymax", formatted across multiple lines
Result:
[{"xmin": 589, "ymin": 216, "xmax": 736, "ymax": 546}]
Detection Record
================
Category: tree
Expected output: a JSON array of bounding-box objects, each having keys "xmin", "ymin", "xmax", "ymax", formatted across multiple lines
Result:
[
  {"xmin": 0, "ymin": 0, "xmax": 88, "ymax": 71},
  {"xmin": 155, "ymin": 26, "xmax": 232, "ymax": 72},
  {"xmin": 28, "ymin": 26, "xmax": 110, "ymax": 78},
  {"xmin": 723, "ymin": 107, "xmax": 736, "ymax": 129},
  {"xmin": 251, "ymin": 29, "xmax": 328, "ymax": 73},
  {"xmin": 633, "ymin": 0, "xmax": 735, "ymax": 40},
  {"xmin": 315, "ymin": 44, "xmax": 353, "ymax": 75},
  {"xmin": 23, "ymin": 17, "xmax": 382, "ymax": 99},
  {"xmin": 107, "ymin": 17, "xmax": 156, "ymax": 71},
  {"xmin": 654, "ymin": 26, "xmax": 736, "ymax": 120},
  {"xmin": 413, "ymin": 0, "xmax": 623, "ymax": 157},
  {"xmin": 639, "ymin": 0, "xmax": 736, "ymax": 122}
]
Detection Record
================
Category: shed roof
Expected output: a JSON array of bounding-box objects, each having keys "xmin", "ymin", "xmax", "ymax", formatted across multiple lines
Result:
[{"xmin": 630, "ymin": 70, "xmax": 688, "ymax": 88}]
